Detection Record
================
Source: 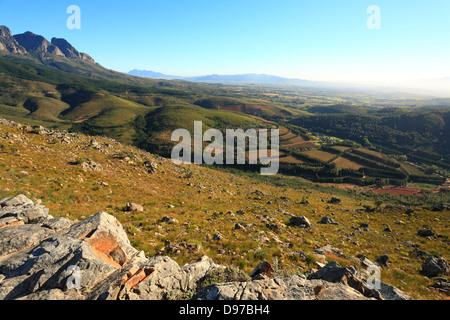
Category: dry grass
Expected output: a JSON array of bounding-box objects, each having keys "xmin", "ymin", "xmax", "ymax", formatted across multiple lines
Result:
[{"xmin": 0, "ymin": 121, "xmax": 448, "ymax": 300}]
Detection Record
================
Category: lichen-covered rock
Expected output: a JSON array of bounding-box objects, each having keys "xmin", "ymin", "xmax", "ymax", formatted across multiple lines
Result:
[
  {"xmin": 307, "ymin": 261, "xmax": 411, "ymax": 300},
  {"xmin": 421, "ymin": 257, "xmax": 450, "ymax": 278},
  {"xmin": 192, "ymin": 275, "xmax": 371, "ymax": 300},
  {"xmin": 289, "ymin": 215, "xmax": 312, "ymax": 228},
  {"xmin": 0, "ymin": 196, "xmax": 219, "ymax": 300}
]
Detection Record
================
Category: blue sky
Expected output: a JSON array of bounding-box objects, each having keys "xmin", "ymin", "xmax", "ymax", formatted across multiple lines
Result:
[{"xmin": 1, "ymin": 0, "xmax": 449, "ymax": 83}]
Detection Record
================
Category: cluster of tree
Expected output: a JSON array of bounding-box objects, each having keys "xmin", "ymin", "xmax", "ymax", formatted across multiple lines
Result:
[{"xmin": 290, "ymin": 110, "xmax": 449, "ymax": 169}]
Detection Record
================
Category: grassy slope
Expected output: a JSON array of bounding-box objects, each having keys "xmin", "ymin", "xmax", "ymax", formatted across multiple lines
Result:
[{"xmin": 0, "ymin": 120, "xmax": 448, "ymax": 300}]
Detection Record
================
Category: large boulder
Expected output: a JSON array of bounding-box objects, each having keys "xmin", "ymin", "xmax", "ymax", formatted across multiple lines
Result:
[
  {"xmin": 0, "ymin": 196, "xmax": 219, "ymax": 300},
  {"xmin": 289, "ymin": 215, "xmax": 312, "ymax": 228},
  {"xmin": 421, "ymin": 257, "xmax": 450, "ymax": 278},
  {"xmin": 307, "ymin": 261, "xmax": 411, "ymax": 300},
  {"xmin": 318, "ymin": 216, "xmax": 338, "ymax": 225}
]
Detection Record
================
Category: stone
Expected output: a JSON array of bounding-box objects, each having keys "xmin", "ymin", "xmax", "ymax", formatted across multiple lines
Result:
[
  {"xmin": 417, "ymin": 229, "xmax": 435, "ymax": 237},
  {"xmin": 161, "ymin": 217, "xmax": 178, "ymax": 224},
  {"xmin": 0, "ymin": 205, "xmax": 220, "ymax": 300},
  {"xmin": 314, "ymin": 245, "xmax": 344, "ymax": 258},
  {"xmin": 126, "ymin": 203, "xmax": 144, "ymax": 212},
  {"xmin": 144, "ymin": 161, "xmax": 157, "ymax": 173},
  {"xmin": 165, "ymin": 242, "xmax": 203, "ymax": 254},
  {"xmin": 234, "ymin": 223, "xmax": 246, "ymax": 231},
  {"xmin": 408, "ymin": 249, "xmax": 429, "ymax": 259},
  {"xmin": 249, "ymin": 261, "xmax": 274, "ymax": 280},
  {"xmin": 0, "ymin": 194, "xmax": 34, "ymax": 207},
  {"xmin": 290, "ymin": 215, "xmax": 312, "ymax": 228},
  {"xmin": 357, "ymin": 255, "xmax": 377, "ymax": 268},
  {"xmin": 376, "ymin": 255, "xmax": 390, "ymax": 267},
  {"xmin": 421, "ymin": 257, "xmax": 450, "ymax": 277},
  {"xmin": 328, "ymin": 197, "xmax": 341, "ymax": 204},
  {"xmin": 307, "ymin": 261, "xmax": 411, "ymax": 300},
  {"xmin": 318, "ymin": 216, "xmax": 338, "ymax": 225},
  {"xmin": 192, "ymin": 275, "xmax": 371, "ymax": 300},
  {"xmin": 90, "ymin": 139, "xmax": 100, "ymax": 149},
  {"xmin": 213, "ymin": 233, "xmax": 223, "ymax": 241},
  {"xmin": 359, "ymin": 223, "xmax": 369, "ymax": 230},
  {"xmin": 0, "ymin": 195, "xmax": 49, "ymax": 224},
  {"xmin": 428, "ymin": 278, "xmax": 450, "ymax": 295},
  {"xmin": 80, "ymin": 159, "xmax": 103, "ymax": 171}
]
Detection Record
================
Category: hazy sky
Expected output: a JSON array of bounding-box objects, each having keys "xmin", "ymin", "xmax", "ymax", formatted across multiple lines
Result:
[{"xmin": 1, "ymin": 0, "xmax": 450, "ymax": 83}]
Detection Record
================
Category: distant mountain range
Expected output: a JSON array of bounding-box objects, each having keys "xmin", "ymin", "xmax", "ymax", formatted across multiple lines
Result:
[
  {"xmin": 128, "ymin": 69, "xmax": 311, "ymax": 85},
  {"xmin": 2, "ymin": 24, "xmax": 449, "ymax": 94}
]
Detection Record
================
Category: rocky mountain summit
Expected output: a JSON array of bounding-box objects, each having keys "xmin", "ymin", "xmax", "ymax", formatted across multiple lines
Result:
[
  {"xmin": 51, "ymin": 37, "xmax": 95, "ymax": 62},
  {"xmin": 14, "ymin": 31, "xmax": 65, "ymax": 57},
  {"xmin": 0, "ymin": 194, "xmax": 411, "ymax": 300},
  {"xmin": 0, "ymin": 26, "xmax": 27, "ymax": 54},
  {"xmin": 0, "ymin": 25, "xmax": 94, "ymax": 62}
]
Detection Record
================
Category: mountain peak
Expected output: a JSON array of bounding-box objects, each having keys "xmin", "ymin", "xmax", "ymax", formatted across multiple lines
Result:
[
  {"xmin": 0, "ymin": 25, "xmax": 12, "ymax": 37},
  {"xmin": 14, "ymin": 31, "xmax": 64, "ymax": 56},
  {"xmin": 50, "ymin": 37, "xmax": 95, "ymax": 63},
  {"xmin": 51, "ymin": 37, "xmax": 80, "ymax": 58},
  {"xmin": 0, "ymin": 25, "xmax": 27, "ymax": 54}
]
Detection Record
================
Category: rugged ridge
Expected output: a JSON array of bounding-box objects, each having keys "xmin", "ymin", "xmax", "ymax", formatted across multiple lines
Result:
[
  {"xmin": 0, "ymin": 193, "xmax": 412, "ymax": 300},
  {"xmin": 0, "ymin": 25, "xmax": 94, "ymax": 62},
  {"xmin": 13, "ymin": 31, "xmax": 65, "ymax": 56},
  {"xmin": 51, "ymin": 37, "xmax": 95, "ymax": 62},
  {"xmin": 0, "ymin": 26, "xmax": 27, "ymax": 54}
]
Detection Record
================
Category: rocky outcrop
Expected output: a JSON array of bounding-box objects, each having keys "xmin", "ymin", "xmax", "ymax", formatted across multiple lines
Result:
[
  {"xmin": 0, "ymin": 26, "xmax": 95, "ymax": 62},
  {"xmin": 50, "ymin": 37, "xmax": 81, "ymax": 58},
  {"xmin": 51, "ymin": 37, "xmax": 95, "ymax": 62},
  {"xmin": 306, "ymin": 261, "xmax": 411, "ymax": 300},
  {"xmin": 0, "ymin": 26, "xmax": 27, "ymax": 54},
  {"xmin": 13, "ymin": 32, "xmax": 64, "ymax": 56},
  {"xmin": 192, "ymin": 276, "xmax": 372, "ymax": 300},
  {"xmin": 0, "ymin": 195, "xmax": 412, "ymax": 301},
  {"xmin": 79, "ymin": 52, "xmax": 95, "ymax": 63},
  {"xmin": 0, "ymin": 195, "xmax": 219, "ymax": 300}
]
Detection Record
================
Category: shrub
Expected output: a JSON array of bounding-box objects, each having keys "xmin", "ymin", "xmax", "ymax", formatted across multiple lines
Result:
[
  {"xmin": 305, "ymin": 254, "xmax": 317, "ymax": 266},
  {"xmin": 196, "ymin": 266, "xmax": 251, "ymax": 292}
]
